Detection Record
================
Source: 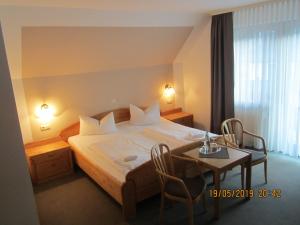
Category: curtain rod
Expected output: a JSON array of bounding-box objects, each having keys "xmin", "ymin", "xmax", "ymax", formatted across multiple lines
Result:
[{"xmin": 208, "ymin": 0, "xmax": 277, "ymax": 15}]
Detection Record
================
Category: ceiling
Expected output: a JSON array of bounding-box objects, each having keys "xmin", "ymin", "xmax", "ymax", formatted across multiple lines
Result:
[
  {"xmin": 0, "ymin": 0, "xmax": 268, "ymax": 13},
  {"xmin": 22, "ymin": 27, "xmax": 192, "ymax": 77}
]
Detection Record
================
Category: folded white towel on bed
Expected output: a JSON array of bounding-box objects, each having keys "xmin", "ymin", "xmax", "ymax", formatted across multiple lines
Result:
[{"xmin": 123, "ymin": 155, "xmax": 138, "ymax": 162}]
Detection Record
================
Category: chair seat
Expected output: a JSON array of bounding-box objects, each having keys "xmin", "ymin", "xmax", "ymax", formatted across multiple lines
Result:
[
  {"xmin": 165, "ymin": 176, "xmax": 206, "ymax": 199},
  {"xmin": 243, "ymin": 149, "xmax": 266, "ymax": 162}
]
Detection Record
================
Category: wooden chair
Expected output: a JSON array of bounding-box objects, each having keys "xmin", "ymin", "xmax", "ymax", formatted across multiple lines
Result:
[
  {"xmin": 221, "ymin": 118, "xmax": 267, "ymax": 188},
  {"xmin": 151, "ymin": 144, "xmax": 206, "ymax": 225}
]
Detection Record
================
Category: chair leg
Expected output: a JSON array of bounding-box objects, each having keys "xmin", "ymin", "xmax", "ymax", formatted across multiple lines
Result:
[
  {"xmin": 202, "ymin": 194, "xmax": 207, "ymax": 213},
  {"xmin": 221, "ymin": 171, "xmax": 227, "ymax": 181},
  {"xmin": 264, "ymin": 161, "xmax": 268, "ymax": 184},
  {"xmin": 187, "ymin": 202, "xmax": 194, "ymax": 225},
  {"xmin": 159, "ymin": 194, "xmax": 165, "ymax": 225},
  {"xmin": 241, "ymin": 165, "xmax": 245, "ymax": 189}
]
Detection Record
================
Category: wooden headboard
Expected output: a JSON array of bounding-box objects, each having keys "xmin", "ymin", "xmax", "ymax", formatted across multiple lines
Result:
[{"xmin": 59, "ymin": 108, "xmax": 131, "ymax": 142}]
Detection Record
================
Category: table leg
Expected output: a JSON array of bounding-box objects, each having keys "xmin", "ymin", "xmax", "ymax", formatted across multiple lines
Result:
[
  {"xmin": 245, "ymin": 158, "xmax": 252, "ymax": 200},
  {"xmin": 213, "ymin": 171, "xmax": 221, "ymax": 219}
]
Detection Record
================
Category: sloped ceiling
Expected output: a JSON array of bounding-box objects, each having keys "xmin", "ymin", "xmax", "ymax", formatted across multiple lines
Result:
[
  {"xmin": 12, "ymin": 0, "xmax": 268, "ymax": 78},
  {"xmin": 0, "ymin": 0, "xmax": 267, "ymax": 13},
  {"xmin": 22, "ymin": 27, "xmax": 192, "ymax": 77}
]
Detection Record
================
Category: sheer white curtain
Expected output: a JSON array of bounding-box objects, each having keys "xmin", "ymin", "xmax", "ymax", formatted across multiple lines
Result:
[{"xmin": 233, "ymin": 0, "xmax": 300, "ymax": 157}]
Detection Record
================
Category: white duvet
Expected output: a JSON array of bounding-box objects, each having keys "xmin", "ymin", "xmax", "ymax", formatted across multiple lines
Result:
[{"xmin": 69, "ymin": 118, "xmax": 215, "ymax": 183}]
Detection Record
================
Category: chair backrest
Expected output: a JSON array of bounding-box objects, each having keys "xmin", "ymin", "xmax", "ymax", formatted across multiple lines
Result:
[
  {"xmin": 221, "ymin": 118, "xmax": 244, "ymax": 148},
  {"xmin": 151, "ymin": 144, "xmax": 175, "ymax": 184}
]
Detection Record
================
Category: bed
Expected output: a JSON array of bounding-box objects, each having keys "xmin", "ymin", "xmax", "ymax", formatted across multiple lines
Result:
[{"xmin": 59, "ymin": 108, "xmax": 209, "ymax": 220}]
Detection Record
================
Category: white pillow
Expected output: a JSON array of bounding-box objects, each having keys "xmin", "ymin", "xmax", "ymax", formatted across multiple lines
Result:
[
  {"xmin": 99, "ymin": 112, "xmax": 117, "ymax": 134},
  {"xmin": 130, "ymin": 102, "xmax": 160, "ymax": 125},
  {"xmin": 79, "ymin": 116, "xmax": 101, "ymax": 136},
  {"xmin": 79, "ymin": 112, "xmax": 117, "ymax": 136}
]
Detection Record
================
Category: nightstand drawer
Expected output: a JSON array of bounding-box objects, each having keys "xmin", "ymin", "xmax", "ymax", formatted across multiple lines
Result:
[
  {"xmin": 172, "ymin": 116, "xmax": 193, "ymax": 127},
  {"xmin": 172, "ymin": 117, "xmax": 185, "ymax": 124},
  {"xmin": 183, "ymin": 116, "xmax": 193, "ymax": 127},
  {"xmin": 31, "ymin": 148, "xmax": 69, "ymax": 164},
  {"xmin": 35, "ymin": 154, "xmax": 71, "ymax": 181},
  {"xmin": 162, "ymin": 109, "xmax": 194, "ymax": 128},
  {"xmin": 25, "ymin": 139, "xmax": 73, "ymax": 184}
]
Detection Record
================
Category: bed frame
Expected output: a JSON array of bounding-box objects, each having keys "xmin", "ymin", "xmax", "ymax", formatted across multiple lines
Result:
[{"xmin": 60, "ymin": 108, "xmax": 201, "ymax": 220}]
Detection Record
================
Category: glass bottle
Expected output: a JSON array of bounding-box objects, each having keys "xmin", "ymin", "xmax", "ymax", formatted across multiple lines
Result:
[{"xmin": 203, "ymin": 131, "xmax": 210, "ymax": 154}]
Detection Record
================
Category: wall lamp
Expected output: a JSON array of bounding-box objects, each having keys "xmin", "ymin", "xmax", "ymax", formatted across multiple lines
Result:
[
  {"xmin": 163, "ymin": 84, "xmax": 175, "ymax": 104},
  {"xmin": 35, "ymin": 103, "xmax": 54, "ymax": 131}
]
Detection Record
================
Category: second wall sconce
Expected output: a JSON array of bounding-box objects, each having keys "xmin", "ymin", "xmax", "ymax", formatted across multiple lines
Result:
[{"xmin": 163, "ymin": 84, "xmax": 175, "ymax": 104}]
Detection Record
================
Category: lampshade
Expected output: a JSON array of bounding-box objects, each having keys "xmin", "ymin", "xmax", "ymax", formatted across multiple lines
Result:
[
  {"xmin": 35, "ymin": 103, "xmax": 54, "ymax": 130},
  {"xmin": 163, "ymin": 84, "xmax": 175, "ymax": 104}
]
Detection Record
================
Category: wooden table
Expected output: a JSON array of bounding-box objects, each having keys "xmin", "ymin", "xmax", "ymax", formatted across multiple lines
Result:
[{"xmin": 183, "ymin": 147, "xmax": 252, "ymax": 219}]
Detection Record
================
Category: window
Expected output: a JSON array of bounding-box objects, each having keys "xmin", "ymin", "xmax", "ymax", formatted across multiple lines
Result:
[{"xmin": 233, "ymin": 0, "xmax": 300, "ymax": 157}]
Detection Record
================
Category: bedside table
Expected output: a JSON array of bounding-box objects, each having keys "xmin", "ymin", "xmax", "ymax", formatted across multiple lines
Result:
[
  {"xmin": 162, "ymin": 108, "xmax": 193, "ymax": 127},
  {"xmin": 25, "ymin": 138, "xmax": 73, "ymax": 184}
]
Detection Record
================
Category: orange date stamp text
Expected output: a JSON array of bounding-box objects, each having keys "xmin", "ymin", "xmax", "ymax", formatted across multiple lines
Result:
[{"xmin": 209, "ymin": 188, "xmax": 281, "ymax": 198}]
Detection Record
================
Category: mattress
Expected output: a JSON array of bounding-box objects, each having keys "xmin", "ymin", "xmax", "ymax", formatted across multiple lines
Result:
[{"xmin": 69, "ymin": 118, "xmax": 213, "ymax": 183}]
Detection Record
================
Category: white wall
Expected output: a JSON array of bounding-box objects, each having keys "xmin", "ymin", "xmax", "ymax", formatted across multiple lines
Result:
[
  {"xmin": 0, "ymin": 5, "xmax": 200, "ymax": 143},
  {"xmin": 0, "ymin": 5, "xmax": 212, "ymax": 141},
  {"xmin": 23, "ymin": 65, "xmax": 173, "ymax": 140},
  {"xmin": 21, "ymin": 26, "xmax": 192, "ymax": 140},
  {"xmin": 174, "ymin": 15, "xmax": 212, "ymax": 130},
  {"xmin": 0, "ymin": 24, "xmax": 39, "ymax": 225},
  {"xmin": 0, "ymin": 12, "xmax": 33, "ymax": 143}
]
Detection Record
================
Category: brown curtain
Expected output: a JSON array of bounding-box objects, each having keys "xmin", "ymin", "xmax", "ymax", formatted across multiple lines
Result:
[{"xmin": 210, "ymin": 12, "xmax": 234, "ymax": 134}]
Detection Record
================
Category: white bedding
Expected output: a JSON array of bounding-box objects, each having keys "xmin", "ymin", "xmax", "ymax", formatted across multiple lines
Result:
[{"xmin": 69, "ymin": 118, "xmax": 214, "ymax": 183}]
